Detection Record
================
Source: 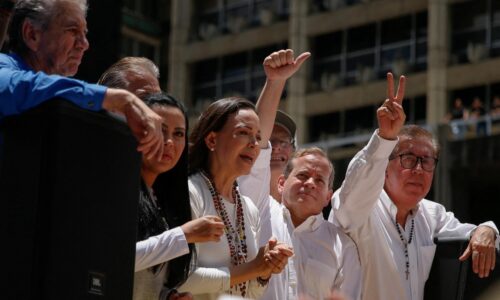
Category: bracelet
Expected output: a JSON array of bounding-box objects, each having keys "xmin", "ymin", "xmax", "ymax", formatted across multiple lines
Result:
[
  {"xmin": 256, "ymin": 276, "xmax": 270, "ymax": 286},
  {"xmin": 0, "ymin": 0, "xmax": 15, "ymax": 11}
]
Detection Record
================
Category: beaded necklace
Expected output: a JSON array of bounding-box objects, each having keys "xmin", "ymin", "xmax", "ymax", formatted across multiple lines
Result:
[
  {"xmin": 394, "ymin": 217, "xmax": 415, "ymax": 280},
  {"xmin": 200, "ymin": 170, "xmax": 248, "ymax": 297}
]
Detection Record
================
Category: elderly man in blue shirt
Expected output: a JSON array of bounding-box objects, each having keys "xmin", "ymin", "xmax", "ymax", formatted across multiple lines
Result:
[{"xmin": 0, "ymin": 0, "xmax": 164, "ymax": 159}]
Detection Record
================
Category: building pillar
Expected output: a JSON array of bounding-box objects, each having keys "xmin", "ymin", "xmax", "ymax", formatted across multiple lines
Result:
[
  {"xmin": 428, "ymin": 0, "xmax": 451, "ymax": 207},
  {"xmin": 169, "ymin": 0, "xmax": 192, "ymax": 107},
  {"xmin": 427, "ymin": 0, "xmax": 449, "ymax": 126},
  {"xmin": 288, "ymin": 0, "xmax": 310, "ymax": 144}
]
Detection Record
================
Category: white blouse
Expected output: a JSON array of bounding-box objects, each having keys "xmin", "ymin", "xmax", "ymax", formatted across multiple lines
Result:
[{"xmin": 179, "ymin": 172, "xmax": 265, "ymax": 300}]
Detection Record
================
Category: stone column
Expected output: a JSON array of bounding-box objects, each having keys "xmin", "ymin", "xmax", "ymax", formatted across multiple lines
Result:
[
  {"xmin": 427, "ymin": 0, "xmax": 451, "ymax": 207},
  {"xmin": 287, "ymin": 0, "xmax": 310, "ymax": 144},
  {"xmin": 427, "ymin": 0, "xmax": 449, "ymax": 125},
  {"xmin": 169, "ymin": 0, "xmax": 192, "ymax": 107}
]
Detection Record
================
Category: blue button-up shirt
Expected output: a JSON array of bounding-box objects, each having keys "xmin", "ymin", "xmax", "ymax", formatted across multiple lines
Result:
[{"xmin": 0, "ymin": 52, "xmax": 107, "ymax": 119}]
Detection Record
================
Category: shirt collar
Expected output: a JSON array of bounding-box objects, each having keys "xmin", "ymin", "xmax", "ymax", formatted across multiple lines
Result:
[
  {"xmin": 9, "ymin": 52, "xmax": 34, "ymax": 72},
  {"xmin": 380, "ymin": 189, "xmax": 420, "ymax": 221},
  {"xmin": 282, "ymin": 206, "xmax": 324, "ymax": 232}
]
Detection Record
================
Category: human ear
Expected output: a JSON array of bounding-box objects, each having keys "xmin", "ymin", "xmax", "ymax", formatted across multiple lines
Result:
[
  {"xmin": 204, "ymin": 132, "xmax": 217, "ymax": 152},
  {"xmin": 22, "ymin": 20, "xmax": 41, "ymax": 52}
]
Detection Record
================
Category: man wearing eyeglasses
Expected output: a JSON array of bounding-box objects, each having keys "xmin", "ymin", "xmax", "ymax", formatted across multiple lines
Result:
[{"xmin": 329, "ymin": 73, "xmax": 498, "ymax": 300}]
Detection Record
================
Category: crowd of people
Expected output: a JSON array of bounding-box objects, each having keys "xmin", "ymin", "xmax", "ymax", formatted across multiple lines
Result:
[
  {"xmin": 1, "ymin": 1, "xmax": 499, "ymax": 300},
  {"xmin": 445, "ymin": 96, "xmax": 500, "ymax": 138}
]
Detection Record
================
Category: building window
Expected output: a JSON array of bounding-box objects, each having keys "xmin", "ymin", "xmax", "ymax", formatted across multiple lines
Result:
[
  {"xmin": 307, "ymin": 96, "xmax": 426, "ymax": 143},
  {"xmin": 309, "ymin": 0, "xmax": 366, "ymax": 14},
  {"xmin": 123, "ymin": 0, "xmax": 163, "ymax": 20},
  {"xmin": 311, "ymin": 11, "xmax": 428, "ymax": 91},
  {"xmin": 192, "ymin": 43, "xmax": 287, "ymax": 112},
  {"xmin": 121, "ymin": 29, "xmax": 161, "ymax": 65},
  {"xmin": 194, "ymin": 0, "xmax": 289, "ymax": 40},
  {"xmin": 451, "ymin": 0, "xmax": 500, "ymax": 65}
]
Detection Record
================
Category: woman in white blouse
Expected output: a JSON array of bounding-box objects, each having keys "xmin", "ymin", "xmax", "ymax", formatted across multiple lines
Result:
[
  {"xmin": 133, "ymin": 93, "xmax": 225, "ymax": 300},
  {"xmin": 180, "ymin": 97, "xmax": 293, "ymax": 299}
]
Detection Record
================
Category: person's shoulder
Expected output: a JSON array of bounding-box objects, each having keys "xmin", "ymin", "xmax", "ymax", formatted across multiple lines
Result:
[
  {"xmin": 0, "ymin": 52, "xmax": 16, "ymax": 67},
  {"xmin": 419, "ymin": 198, "xmax": 448, "ymax": 217},
  {"xmin": 322, "ymin": 219, "xmax": 356, "ymax": 247},
  {"xmin": 188, "ymin": 173, "xmax": 206, "ymax": 196}
]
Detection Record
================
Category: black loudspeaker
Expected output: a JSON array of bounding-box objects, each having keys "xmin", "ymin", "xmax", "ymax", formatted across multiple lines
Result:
[
  {"xmin": 0, "ymin": 100, "xmax": 141, "ymax": 299},
  {"xmin": 424, "ymin": 237, "xmax": 500, "ymax": 300}
]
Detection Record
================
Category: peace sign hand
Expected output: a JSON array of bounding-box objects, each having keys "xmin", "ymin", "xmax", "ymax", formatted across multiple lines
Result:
[{"xmin": 377, "ymin": 72, "xmax": 406, "ymax": 140}]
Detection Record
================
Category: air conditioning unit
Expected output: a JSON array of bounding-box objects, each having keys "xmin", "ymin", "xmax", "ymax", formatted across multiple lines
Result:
[
  {"xmin": 199, "ymin": 23, "xmax": 218, "ymax": 40},
  {"xmin": 356, "ymin": 66, "xmax": 375, "ymax": 83},
  {"xmin": 467, "ymin": 42, "xmax": 487, "ymax": 63},
  {"xmin": 227, "ymin": 16, "xmax": 247, "ymax": 34},
  {"xmin": 392, "ymin": 58, "xmax": 409, "ymax": 76},
  {"xmin": 323, "ymin": 0, "xmax": 346, "ymax": 10},
  {"xmin": 320, "ymin": 72, "xmax": 339, "ymax": 92},
  {"xmin": 259, "ymin": 8, "xmax": 275, "ymax": 26}
]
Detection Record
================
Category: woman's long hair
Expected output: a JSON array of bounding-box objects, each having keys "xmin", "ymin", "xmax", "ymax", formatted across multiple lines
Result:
[
  {"xmin": 141, "ymin": 92, "xmax": 195, "ymax": 289},
  {"xmin": 188, "ymin": 97, "xmax": 256, "ymax": 175}
]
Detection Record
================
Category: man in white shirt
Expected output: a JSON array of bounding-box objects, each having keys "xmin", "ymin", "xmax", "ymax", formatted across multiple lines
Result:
[
  {"xmin": 329, "ymin": 73, "xmax": 499, "ymax": 300},
  {"xmin": 271, "ymin": 147, "xmax": 362, "ymax": 300}
]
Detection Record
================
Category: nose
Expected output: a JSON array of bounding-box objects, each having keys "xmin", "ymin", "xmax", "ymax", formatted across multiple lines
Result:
[
  {"xmin": 412, "ymin": 159, "xmax": 424, "ymax": 173},
  {"xmin": 76, "ymin": 32, "xmax": 89, "ymax": 51},
  {"xmin": 247, "ymin": 136, "xmax": 258, "ymax": 148},
  {"xmin": 303, "ymin": 177, "xmax": 316, "ymax": 189}
]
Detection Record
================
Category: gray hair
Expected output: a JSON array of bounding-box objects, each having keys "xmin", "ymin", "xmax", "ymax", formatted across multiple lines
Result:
[
  {"xmin": 98, "ymin": 56, "xmax": 160, "ymax": 90},
  {"xmin": 391, "ymin": 125, "xmax": 440, "ymax": 158},
  {"xmin": 8, "ymin": 0, "xmax": 88, "ymax": 55}
]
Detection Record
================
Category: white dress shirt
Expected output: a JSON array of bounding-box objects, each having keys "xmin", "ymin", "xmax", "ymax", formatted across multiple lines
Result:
[
  {"xmin": 329, "ymin": 131, "xmax": 499, "ymax": 300},
  {"xmin": 269, "ymin": 203, "xmax": 362, "ymax": 300},
  {"xmin": 179, "ymin": 173, "xmax": 265, "ymax": 300}
]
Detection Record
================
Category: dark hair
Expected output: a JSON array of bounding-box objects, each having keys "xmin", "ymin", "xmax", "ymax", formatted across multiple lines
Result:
[
  {"xmin": 8, "ymin": 0, "xmax": 88, "ymax": 56},
  {"xmin": 188, "ymin": 97, "xmax": 256, "ymax": 175},
  {"xmin": 140, "ymin": 92, "xmax": 194, "ymax": 289}
]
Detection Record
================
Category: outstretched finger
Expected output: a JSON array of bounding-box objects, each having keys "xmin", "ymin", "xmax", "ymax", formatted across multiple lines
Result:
[
  {"xmin": 387, "ymin": 72, "xmax": 395, "ymax": 100},
  {"xmin": 395, "ymin": 75, "xmax": 406, "ymax": 104},
  {"xmin": 294, "ymin": 52, "xmax": 311, "ymax": 68}
]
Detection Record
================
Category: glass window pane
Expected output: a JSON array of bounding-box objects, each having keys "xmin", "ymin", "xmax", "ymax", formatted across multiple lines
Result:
[
  {"xmin": 193, "ymin": 59, "xmax": 218, "ymax": 83},
  {"xmin": 222, "ymin": 53, "xmax": 248, "ymax": 79},
  {"xmin": 221, "ymin": 80, "xmax": 247, "ymax": 97},
  {"xmin": 347, "ymin": 24, "xmax": 376, "ymax": 52},
  {"xmin": 381, "ymin": 16, "xmax": 412, "ymax": 44},
  {"xmin": 344, "ymin": 106, "xmax": 375, "ymax": 133},
  {"xmin": 308, "ymin": 112, "xmax": 341, "ymax": 141}
]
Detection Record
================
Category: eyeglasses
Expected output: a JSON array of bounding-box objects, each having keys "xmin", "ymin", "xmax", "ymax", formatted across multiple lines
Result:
[
  {"xmin": 270, "ymin": 138, "xmax": 293, "ymax": 149},
  {"xmin": 391, "ymin": 153, "xmax": 438, "ymax": 172}
]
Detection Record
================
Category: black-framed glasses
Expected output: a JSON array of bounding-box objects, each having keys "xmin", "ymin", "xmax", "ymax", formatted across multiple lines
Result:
[{"xmin": 391, "ymin": 153, "xmax": 438, "ymax": 172}]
